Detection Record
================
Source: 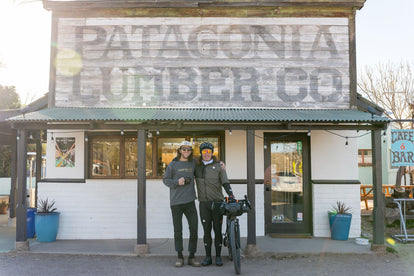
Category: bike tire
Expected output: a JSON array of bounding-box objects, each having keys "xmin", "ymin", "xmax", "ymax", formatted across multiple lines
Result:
[
  {"xmin": 230, "ymin": 220, "xmax": 241, "ymax": 274},
  {"xmin": 228, "ymin": 238, "xmax": 233, "ymax": 261},
  {"xmin": 227, "ymin": 220, "xmax": 233, "ymax": 261}
]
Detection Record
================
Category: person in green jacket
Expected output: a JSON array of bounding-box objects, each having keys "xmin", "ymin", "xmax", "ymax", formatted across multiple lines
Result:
[{"xmin": 195, "ymin": 142, "xmax": 235, "ymax": 267}]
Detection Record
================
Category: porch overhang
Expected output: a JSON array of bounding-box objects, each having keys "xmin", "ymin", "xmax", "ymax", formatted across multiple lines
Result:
[{"xmin": 7, "ymin": 107, "xmax": 389, "ymax": 131}]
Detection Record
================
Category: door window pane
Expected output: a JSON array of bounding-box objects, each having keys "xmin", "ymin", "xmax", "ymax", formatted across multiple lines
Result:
[
  {"xmin": 270, "ymin": 141, "xmax": 303, "ymax": 223},
  {"xmin": 92, "ymin": 138, "xmax": 120, "ymax": 177}
]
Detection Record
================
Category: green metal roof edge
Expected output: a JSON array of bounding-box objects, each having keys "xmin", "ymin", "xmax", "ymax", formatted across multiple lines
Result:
[{"xmin": 7, "ymin": 107, "xmax": 389, "ymax": 123}]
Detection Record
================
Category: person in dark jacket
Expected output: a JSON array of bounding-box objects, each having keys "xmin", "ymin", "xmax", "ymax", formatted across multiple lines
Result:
[
  {"xmin": 195, "ymin": 142, "xmax": 235, "ymax": 267},
  {"xmin": 163, "ymin": 141, "xmax": 201, "ymax": 268}
]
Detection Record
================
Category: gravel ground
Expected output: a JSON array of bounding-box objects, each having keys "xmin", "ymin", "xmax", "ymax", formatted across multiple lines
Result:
[{"xmin": 0, "ymin": 251, "xmax": 413, "ymax": 276}]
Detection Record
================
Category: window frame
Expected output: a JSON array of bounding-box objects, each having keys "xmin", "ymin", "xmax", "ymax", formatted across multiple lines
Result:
[
  {"xmin": 358, "ymin": 149, "xmax": 372, "ymax": 167},
  {"xmin": 88, "ymin": 131, "xmax": 224, "ymax": 179}
]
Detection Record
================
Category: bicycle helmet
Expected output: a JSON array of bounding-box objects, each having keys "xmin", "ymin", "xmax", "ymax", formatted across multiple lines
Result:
[{"xmin": 199, "ymin": 142, "xmax": 214, "ymax": 153}]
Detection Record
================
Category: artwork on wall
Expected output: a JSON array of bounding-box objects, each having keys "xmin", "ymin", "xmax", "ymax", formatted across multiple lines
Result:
[{"xmin": 55, "ymin": 137, "xmax": 76, "ymax": 167}]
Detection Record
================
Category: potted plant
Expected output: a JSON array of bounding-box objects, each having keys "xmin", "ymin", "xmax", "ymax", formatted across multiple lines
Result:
[
  {"xmin": 0, "ymin": 200, "xmax": 8, "ymax": 214},
  {"xmin": 35, "ymin": 198, "xmax": 60, "ymax": 242},
  {"xmin": 328, "ymin": 201, "xmax": 352, "ymax": 241}
]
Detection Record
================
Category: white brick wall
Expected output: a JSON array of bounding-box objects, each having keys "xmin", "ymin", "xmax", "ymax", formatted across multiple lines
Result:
[
  {"xmin": 36, "ymin": 129, "xmax": 363, "ymax": 240},
  {"xmin": 38, "ymin": 180, "xmax": 264, "ymax": 239},
  {"xmin": 313, "ymin": 184, "xmax": 361, "ymax": 238}
]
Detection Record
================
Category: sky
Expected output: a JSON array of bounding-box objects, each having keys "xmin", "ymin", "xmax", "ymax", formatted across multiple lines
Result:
[{"xmin": 0, "ymin": 0, "xmax": 413, "ymax": 104}]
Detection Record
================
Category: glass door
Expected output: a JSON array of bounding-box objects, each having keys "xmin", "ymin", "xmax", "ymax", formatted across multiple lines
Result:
[{"xmin": 264, "ymin": 133, "xmax": 310, "ymax": 235}]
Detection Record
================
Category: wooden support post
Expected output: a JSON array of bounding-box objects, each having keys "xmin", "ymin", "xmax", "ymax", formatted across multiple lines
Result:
[
  {"xmin": 9, "ymin": 133, "xmax": 17, "ymax": 219},
  {"xmin": 16, "ymin": 129, "xmax": 29, "ymax": 250},
  {"xmin": 135, "ymin": 129, "xmax": 149, "ymax": 255},
  {"xmin": 35, "ymin": 132, "xmax": 42, "ymax": 208},
  {"xmin": 245, "ymin": 128, "xmax": 258, "ymax": 256},
  {"xmin": 371, "ymin": 128, "xmax": 385, "ymax": 251}
]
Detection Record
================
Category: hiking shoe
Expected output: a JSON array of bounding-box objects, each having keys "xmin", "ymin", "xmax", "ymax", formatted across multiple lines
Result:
[
  {"xmin": 188, "ymin": 257, "xmax": 201, "ymax": 267},
  {"xmin": 201, "ymin": 256, "xmax": 212, "ymax": 266},
  {"xmin": 175, "ymin": 258, "xmax": 184, "ymax": 267},
  {"xmin": 215, "ymin": 256, "xmax": 223, "ymax": 266}
]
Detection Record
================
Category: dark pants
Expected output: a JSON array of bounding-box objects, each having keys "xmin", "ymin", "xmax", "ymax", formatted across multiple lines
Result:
[
  {"xmin": 170, "ymin": 201, "xmax": 198, "ymax": 255},
  {"xmin": 199, "ymin": 201, "xmax": 223, "ymax": 257}
]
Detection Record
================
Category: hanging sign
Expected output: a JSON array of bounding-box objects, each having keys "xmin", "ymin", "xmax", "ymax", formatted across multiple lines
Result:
[{"xmin": 391, "ymin": 129, "xmax": 414, "ymax": 166}]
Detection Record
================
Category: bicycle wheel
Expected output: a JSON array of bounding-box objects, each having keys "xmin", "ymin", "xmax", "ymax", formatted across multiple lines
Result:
[
  {"xmin": 230, "ymin": 220, "xmax": 241, "ymax": 274},
  {"xmin": 227, "ymin": 220, "xmax": 233, "ymax": 261}
]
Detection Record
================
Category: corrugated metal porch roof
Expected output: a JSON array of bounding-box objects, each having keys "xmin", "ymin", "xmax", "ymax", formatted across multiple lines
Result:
[{"xmin": 7, "ymin": 107, "xmax": 389, "ymax": 124}]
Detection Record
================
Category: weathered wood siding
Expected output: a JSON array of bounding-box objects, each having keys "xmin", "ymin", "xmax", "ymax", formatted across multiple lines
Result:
[{"xmin": 54, "ymin": 17, "xmax": 349, "ymax": 108}]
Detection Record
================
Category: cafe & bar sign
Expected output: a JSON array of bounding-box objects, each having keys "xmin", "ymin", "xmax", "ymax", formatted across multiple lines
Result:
[{"xmin": 391, "ymin": 129, "xmax": 414, "ymax": 166}]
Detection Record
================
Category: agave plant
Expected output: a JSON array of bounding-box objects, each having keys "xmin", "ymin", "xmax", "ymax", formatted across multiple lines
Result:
[
  {"xmin": 330, "ymin": 201, "xmax": 351, "ymax": 215},
  {"xmin": 37, "ymin": 198, "xmax": 57, "ymax": 213}
]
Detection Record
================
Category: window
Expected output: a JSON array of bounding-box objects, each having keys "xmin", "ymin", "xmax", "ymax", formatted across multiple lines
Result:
[
  {"xmin": 91, "ymin": 137, "xmax": 120, "ymax": 177},
  {"xmin": 0, "ymin": 145, "xmax": 11, "ymax": 177},
  {"xmin": 89, "ymin": 132, "xmax": 222, "ymax": 179},
  {"xmin": 156, "ymin": 135, "xmax": 221, "ymax": 177},
  {"xmin": 358, "ymin": 149, "xmax": 372, "ymax": 166},
  {"xmin": 90, "ymin": 135, "xmax": 153, "ymax": 178}
]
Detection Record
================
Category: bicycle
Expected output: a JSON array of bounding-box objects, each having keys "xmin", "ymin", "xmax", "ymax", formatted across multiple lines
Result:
[{"xmin": 219, "ymin": 195, "xmax": 252, "ymax": 275}]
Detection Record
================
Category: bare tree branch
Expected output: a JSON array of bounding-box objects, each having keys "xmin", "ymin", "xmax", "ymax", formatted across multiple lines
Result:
[{"xmin": 358, "ymin": 61, "xmax": 414, "ymax": 129}]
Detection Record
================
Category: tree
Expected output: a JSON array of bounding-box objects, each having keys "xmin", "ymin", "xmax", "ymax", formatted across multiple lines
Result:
[
  {"xmin": 358, "ymin": 61, "xmax": 414, "ymax": 186},
  {"xmin": 0, "ymin": 85, "xmax": 21, "ymax": 109},
  {"xmin": 358, "ymin": 61, "xmax": 414, "ymax": 129}
]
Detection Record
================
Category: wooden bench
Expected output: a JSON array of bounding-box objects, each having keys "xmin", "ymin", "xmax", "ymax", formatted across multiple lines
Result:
[{"xmin": 360, "ymin": 185, "xmax": 414, "ymax": 210}]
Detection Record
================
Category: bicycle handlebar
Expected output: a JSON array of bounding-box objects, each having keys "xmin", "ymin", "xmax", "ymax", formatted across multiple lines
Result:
[{"xmin": 220, "ymin": 195, "xmax": 252, "ymax": 217}]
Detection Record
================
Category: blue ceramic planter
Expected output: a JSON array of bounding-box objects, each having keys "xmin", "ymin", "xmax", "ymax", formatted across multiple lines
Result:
[
  {"xmin": 328, "ymin": 213, "xmax": 352, "ymax": 241},
  {"xmin": 35, "ymin": 212, "xmax": 60, "ymax": 242},
  {"xmin": 27, "ymin": 208, "xmax": 37, "ymax": 238}
]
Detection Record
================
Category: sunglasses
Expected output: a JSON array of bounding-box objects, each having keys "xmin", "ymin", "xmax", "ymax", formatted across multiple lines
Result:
[
  {"xmin": 181, "ymin": 147, "xmax": 192, "ymax": 152},
  {"xmin": 201, "ymin": 149, "xmax": 212, "ymax": 154}
]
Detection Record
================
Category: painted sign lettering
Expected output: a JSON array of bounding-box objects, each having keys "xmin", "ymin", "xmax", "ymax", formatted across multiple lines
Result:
[
  {"xmin": 54, "ymin": 18, "xmax": 350, "ymax": 108},
  {"xmin": 391, "ymin": 129, "xmax": 414, "ymax": 166}
]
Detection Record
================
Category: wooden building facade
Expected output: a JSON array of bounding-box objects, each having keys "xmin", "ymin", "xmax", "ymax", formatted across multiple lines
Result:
[{"xmin": 8, "ymin": 0, "xmax": 389, "ymax": 253}]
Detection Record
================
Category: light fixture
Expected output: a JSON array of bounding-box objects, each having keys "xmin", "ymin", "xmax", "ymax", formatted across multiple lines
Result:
[
  {"xmin": 307, "ymin": 130, "xmax": 311, "ymax": 136},
  {"xmin": 264, "ymin": 144, "xmax": 268, "ymax": 149},
  {"xmin": 29, "ymin": 132, "xmax": 33, "ymax": 139},
  {"xmin": 229, "ymin": 129, "xmax": 232, "ymax": 136},
  {"xmin": 345, "ymin": 137, "xmax": 349, "ymax": 148},
  {"xmin": 156, "ymin": 129, "xmax": 160, "ymax": 135},
  {"xmin": 121, "ymin": 129, "xmax": 124, "ymax": 135},
  {"xmin": 148, "ymin": 131, "xmax": 153, "ymax": 138},
  {"xmin": 85, "ymin": 133, "xmax": 88, "ymax": 142}
]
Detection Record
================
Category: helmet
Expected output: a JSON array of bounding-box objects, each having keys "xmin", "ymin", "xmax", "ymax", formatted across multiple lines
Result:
[
  {"xmin": 179, "ymin": 141, "xmax": 192, "ymax": 148},
  {"xmin": 199, "ymin": 142, "xmax": 214, "ymax": 153}
]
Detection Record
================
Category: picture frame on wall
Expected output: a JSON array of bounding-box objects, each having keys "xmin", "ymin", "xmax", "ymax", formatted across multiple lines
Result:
[{"xmin": 55, "ymin": 137, "xmax": 76, "ymax": 167}]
